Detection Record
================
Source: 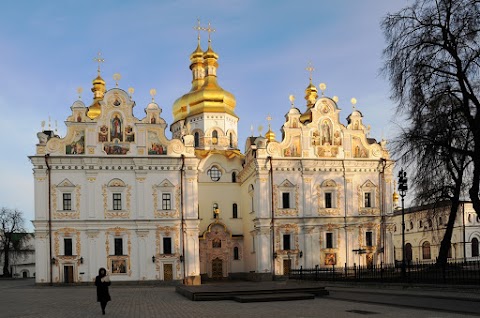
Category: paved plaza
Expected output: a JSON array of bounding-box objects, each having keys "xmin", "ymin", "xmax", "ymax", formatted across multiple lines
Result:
[{"xmin": 1, "ymin": 279, "xmax": 479, "ymax": 318}]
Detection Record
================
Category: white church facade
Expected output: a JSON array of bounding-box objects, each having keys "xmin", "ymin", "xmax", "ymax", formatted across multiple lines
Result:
[{"xmin": 30, "ymin": 32, "xmax": 396, "ymax": 285}]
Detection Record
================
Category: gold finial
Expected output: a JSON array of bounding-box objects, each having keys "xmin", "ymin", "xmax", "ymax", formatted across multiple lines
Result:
[
  {"xmin": 250, "ymin": 124, "xmax": 254, "ymax": 137},
  {"xmin": 77, "ymin": 87, "xmax": 83, "ymax": 100},
  {"xmin": 204, "ymin": 21, "xmax": 216, "ymax": 45},
  {"xmin": 258, "ymin": 125, "xmax": 264, "ymax": 136},
  {"xmin": 128, "ymin": 87, "xmax": 134, "ymax": 99},
  {"xmin": 266, "ymin": 114, "xmax": 272, "ymax": 129},
  {"xmin": 113, "ymin": 73, "xmax": 121, "ymax": 87},
  {"xmin": 319, "ymin": 83, "xmax": 326, "ymax": 96},
  {"xmin": 193, "ymin": 18, "xmax": 203, "ymax": 44},
  {"xmin": 289, "ymin": 94, "xmax": 295, "ymax": 108},
  {"xmin": 333, "ymin": 96, "xmax": 339, "ymax": 103},
  {"xmin": 306, "ymin": 62, "xmax": 314, "ymax": 84},
  {"xmin": 351, "ymin": 97, "xmax": 357, "ymax": 110},
  {"xmin": 48, "ymin": 116, "xmax": 51, "ymax": 129},
  {"xmin": 150, "ymin": 89, "xmax": 157, "ymax": 102},
  {"xmin": 93, "ymin": 52, "xmax": 105, "ymax": 75}
]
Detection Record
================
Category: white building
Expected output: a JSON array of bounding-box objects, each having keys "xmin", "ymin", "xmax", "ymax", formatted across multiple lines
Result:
[
  {"xmin": 30, "ymin": 35, "xmax": 395, "ymax": 285},
  {"xmin": 392, "ymin": 201, "xmax": 480, "ymax": 264},
  {"xmin": 0, "ymin": 233, "xmax": 35, "ymax": 278}
]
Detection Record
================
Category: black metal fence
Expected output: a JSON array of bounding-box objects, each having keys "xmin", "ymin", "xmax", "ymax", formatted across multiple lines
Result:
[{"xmin": 289, "ymin": 260, "xmax": 480, "ymax": 285}]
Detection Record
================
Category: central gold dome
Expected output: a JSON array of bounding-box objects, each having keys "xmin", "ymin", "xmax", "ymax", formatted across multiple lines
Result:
[{"xmin": 172, "ymin": 42, "xmax": 237, "ymax": 124}]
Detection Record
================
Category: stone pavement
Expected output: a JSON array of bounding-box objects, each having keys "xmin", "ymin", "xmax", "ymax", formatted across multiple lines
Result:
[{"xmin": 1, "ymin": 279, "xmax": 479, "ymax": 318}]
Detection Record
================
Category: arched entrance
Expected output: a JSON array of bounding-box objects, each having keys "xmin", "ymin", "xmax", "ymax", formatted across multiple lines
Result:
[{"xmin": 199, "ymin": 222, "xmax": 243, "ymax": 279}]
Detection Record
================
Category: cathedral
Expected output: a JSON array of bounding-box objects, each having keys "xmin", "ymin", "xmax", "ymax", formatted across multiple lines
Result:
[{"xmin": 30, "ymin": 28, "xmax": 396, "ymax": 285}]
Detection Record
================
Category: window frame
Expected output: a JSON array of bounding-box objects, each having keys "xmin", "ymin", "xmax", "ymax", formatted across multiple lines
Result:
[
  {"xmin": 114, "ymin": 237, "xmax": 123, "ymax": 256},
  {"xmin": 163, "ymin": 237, "xmax": 172, "ymax": 255},
  {"xmin": 326, "ymin": 232, "xmax": 333, "ymax": 249},
  {"xmin": 62, "ymin": 193, "xmax": 72, "ymax": 211},
  {"xmin": 64, "ymin": 238, "xmax": 73, "ymax": 256},
  {"xmin": 162, "ymin": 193, "xmax": 172, "ymax": 210},
  {"xmin": 113, "ymin": 193, "xmax": 122, "ymax": 210}
]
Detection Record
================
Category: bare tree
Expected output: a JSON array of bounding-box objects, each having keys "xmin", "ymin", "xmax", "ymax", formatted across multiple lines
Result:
[
  {"xmin": 382, "ymin": 0, "xmax": 480, "ymax": 216},
  {"xmin": 0, "ymin": 208, "xmax": 27, "ymax": 277}
]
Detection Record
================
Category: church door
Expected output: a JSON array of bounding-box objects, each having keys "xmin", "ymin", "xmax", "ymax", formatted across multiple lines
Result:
[
  {"xmin": 163, "ymin": 264, "xmax": 173, "ymax": 281},
  {"xmin": 211, "ymin": 258, "xmax": 223, "ymax": 279},
  {"xmin": 63, "ymin": 265, "xmax": 74, "ymax": 283},
  {"xmin": 283, "ymin": 259, "xmax": 291, "ymax": 275}
]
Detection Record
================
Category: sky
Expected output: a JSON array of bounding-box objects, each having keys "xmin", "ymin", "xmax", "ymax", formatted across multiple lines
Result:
[{"xmin": 0, "ymin": 0, "xmax": 408, "ymax": 231}]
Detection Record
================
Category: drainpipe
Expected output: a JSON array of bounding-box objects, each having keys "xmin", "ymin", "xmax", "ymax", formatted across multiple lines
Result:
[
  {"xmin": 269, "ymin": 156, "xmax": 275, "ymax": 278},
  {"xmin": 45, "ymin": 154, "xmax": 53, "ymax": 286},
  {"xmin": 462, "ymin": 202, "xmax": 466, "ymax": 264},
  {"xmin": 342, "ymin": 160, "xmax": 348, "ymax": 268},
  {"xmin": 180, "ymin": 155, "xmax": 186, "ymax": 282}
]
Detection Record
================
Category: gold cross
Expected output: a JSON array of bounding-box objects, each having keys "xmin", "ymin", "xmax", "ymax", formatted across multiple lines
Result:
[
  {"xmin": 93, "ymin": 52, "xmax": 105, "ymax": 75},
  {"xmin": 193, "ymin": 18, "xmax": 203, "ymax": 43},
  {"xmin": 266, "ymin": 114, "xmax": 272, "ymax": 129},
  {"xmin": 204, "ymin": 22, "xmax": 216, "ymax": 44},
  {"xmin": 306, "ymin": 61, "xmax": 315, "ymax": 84}
]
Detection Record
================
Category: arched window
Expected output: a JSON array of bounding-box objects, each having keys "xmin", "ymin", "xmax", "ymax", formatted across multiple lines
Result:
[
  {"xmin": 194, "ymin": 132, "xmax": 199, "ymax": 147},
  {"xmin": 232, "ymin": 172, "xmax": 236, "ymax": 183},
  {"xmin": 233, "ymin": 246, "xmax": 239, "ymax": 260},
  {"xmin": 405, "ymin": 243, "xmax": 413, "ymax": 264},
  {"xmin": 422, "ymin": 241, "xmax": 431, "ymax": 260},
  {"xmin": 212, "ymin": 130, "xmax": 218, "ymax": 145},
  {"xmin": 472, "ymin": 238, "xmax": 479, "ymax": 257},
  {"xmin": 233, "ymin": 203, "xmax": 238, "ymax": 219},
  {"xmin": 213, "ymin": 203, "xmax": 219, "ymax": 218},
  {"xmin": 229, "ymin": 133, "xmax": 233, "ymax": 148}
]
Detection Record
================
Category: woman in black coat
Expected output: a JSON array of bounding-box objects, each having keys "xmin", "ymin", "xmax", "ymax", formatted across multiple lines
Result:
[{"xmin": 95, "ymin": 267, "xmax": 111, "ymax": 315}]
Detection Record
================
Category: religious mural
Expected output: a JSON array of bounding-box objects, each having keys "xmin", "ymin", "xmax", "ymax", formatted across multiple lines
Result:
[
  {"xmin": 125, "ymin": 126, "xmax": 135, "ymax": 142},
  {"xmin": 325, "ymin": 253, "xmax": 336, "ymax": 265},
  {"xmin": 148, "ymin": 131, "xmax": 167, "ymax": 155},
  {"xmin": 98, "ymin": 125, "xmax": 108, "ymax": 142},
  {"xmin": 284, "ymin": 135, "xmax": 301, "ymax": 157},
  {"xmin": 111, "ymin": 115, "xmax": 123, "ymax": 141},
  {"xmin": 103, "ymin": 140, "xmax": 130, "ymax": 155},
  {"xmin": 111, "ymin": 258, "xmax": 127, "ymax": 274},
  {"xmin": 321, "ymin": 120, "xmax": 332, "ymax": 145},
  {"xmin": 66, "ymin": 131, "xmax": 85, "ymax": 155}
]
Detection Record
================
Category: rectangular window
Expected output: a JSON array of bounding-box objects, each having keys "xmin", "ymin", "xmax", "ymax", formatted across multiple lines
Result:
[
  {"xmin": 162, "ymin": 193, "xmax": 171, "ymax": 210},
  {"xmin": 163, "ymin": 237, "xmax": 172, "ymax": 254},
  {"xmin": 233, "ymin": 203, "xmax": 238, "ymax": 219},
  {"xmin": 63, "ymin": 193, "xmax": 72, "ymax": 211},
  {"xmin": 366, "ymin": 231, "xmax": 373, "ymax": 247},
  {"xmin": 325, "ymin": 193, "xmax": 332, "ymax": 209},
  {"xmin": 113, "ymin": 193, "xmax": 122, "ymax": 210},
  {"xmin": 114, "ymin": 238, "xmax": 123, "ymax": 256},
  {"xmin": 364, "ymin": 192, "xmax": 372, "ymax": 208},
  {"xmin": 283, "ymin": 234, "xmax": 291, "ymax": 250},
  {"xmin": 326, "ymin": 233, "xmax": 333, "ymax": 248},
  {"xmin": 64, "ymin": 238, "xmax": 73, "ymax": 256},
  {"xmin": 282, "ymin": 192, "xmax": 290, "ymax": 209}
]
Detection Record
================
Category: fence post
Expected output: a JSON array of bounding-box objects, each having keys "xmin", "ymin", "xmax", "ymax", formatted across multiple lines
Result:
[
  {"xmin": 332, "ymin": 264, "xmax": 335, "ymax": 282},
  {"xmin": 380, "ymin": 261, "xmax": 383, "ymax": 283},
  {"xmin": 300, "ymin": 266, "xmax": 303, "ymax": 280},
  {"xmin": 315, "ymin": 264, "xmax": 318, "ymax": 281},
  {"xmin": 354, "ymin": 263, "xmax": 357, "ymax": 281}
]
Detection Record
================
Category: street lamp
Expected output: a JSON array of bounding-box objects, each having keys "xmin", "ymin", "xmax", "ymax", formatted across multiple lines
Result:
[{"xmin": 398, "ymin": 168, "xmax": 408, "ymax": 278}]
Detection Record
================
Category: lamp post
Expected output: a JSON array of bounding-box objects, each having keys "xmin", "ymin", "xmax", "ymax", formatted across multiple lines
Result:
[{"xmin": 398, "ymin": 168, "xmax": 408, "ymax": 279}]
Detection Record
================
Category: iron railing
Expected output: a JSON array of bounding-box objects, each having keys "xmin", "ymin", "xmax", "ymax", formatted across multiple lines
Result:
[{"xmin": 289, "ymin": 260, "xmax": 480, "ymax": 285}]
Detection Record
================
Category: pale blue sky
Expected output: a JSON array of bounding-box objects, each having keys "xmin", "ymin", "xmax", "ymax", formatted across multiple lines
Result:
[{"xmin": 0, "ymin": 1, "xmax": 407, "ymax": 230}]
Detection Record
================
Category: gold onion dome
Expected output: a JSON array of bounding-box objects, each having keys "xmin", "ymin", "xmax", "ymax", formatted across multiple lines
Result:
[
  {"xmin": 172, "ymin": 41, "xmax": 237, "ymax": 124},
  {"xmin": 87, "ymin": 74, "xmax": 106, "ymax": 120},
  {"xmin": 265, "ymin": 128, "xmax": 276, "ymax": 142},
  {"xmin": 393, "ymin": 190, "xmax": 400, "ymax": 202}
]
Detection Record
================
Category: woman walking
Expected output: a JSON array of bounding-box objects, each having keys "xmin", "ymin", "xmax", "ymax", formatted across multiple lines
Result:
[{"xmin": 95, "ymin": 267, "xmax": 111, "ymax": 315}]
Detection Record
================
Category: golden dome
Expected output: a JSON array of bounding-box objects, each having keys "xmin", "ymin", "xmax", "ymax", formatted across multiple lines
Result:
[
  {"xmin": 393, "ymin": 190, "xmax": 400, "ymax": 202},
  {"xmin": 265, "ymin": 128, "xmax": 276, "ymax": 142},
  {"xmin": 172, "ymin": 42, "xmax": 237, "ymax": 124},
  {"xmin": 87, "ymin": 74, "xmax": 106, "ymax": 120}
]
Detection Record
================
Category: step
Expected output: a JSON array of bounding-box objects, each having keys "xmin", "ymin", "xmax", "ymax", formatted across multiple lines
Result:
[{"xmin": 233, "ymin": 292, "xmax": 315, "ymax": 303}]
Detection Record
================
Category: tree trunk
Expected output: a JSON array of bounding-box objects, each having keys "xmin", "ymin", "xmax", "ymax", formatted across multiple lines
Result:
[{"xmin": 3, "ymin": 248, "xmax": 10, "ymax": 277}]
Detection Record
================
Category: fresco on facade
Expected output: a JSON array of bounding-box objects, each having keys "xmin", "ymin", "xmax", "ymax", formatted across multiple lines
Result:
[
  {"xmin": 284, "ymin": 135, "xmax": 301, "ymax": 157},
  {"xmin": 98, "ymin": 125, "xmax": 108, "ymax": 142},
  {"xmin": 111, "ymin": 115, "xmax": 123, "ymax": 141},
  {"xmin": 325, "ymin": 253, "xmax": 336, "ymax": 265},
  {"xmin": 321, "ymin": 120, "xmax": 332, "ymax": 145},
  {"xmin": 148, "ymin": 131, "xmax": 167, "ymax": 155},
  {"xmin": 66, "ymin": 130, "xmax": 85, "ymax": 154},
  {"xmin": 125, "ymin": 126, "xmax": 135, "ymax": 142},
  {"xmin": 111, "ymin": 259, "xmax": 127, "ymax": 274},
  {"xmin": 103, "ymin": 140, "xmax": 130, "ymax": 155}
]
